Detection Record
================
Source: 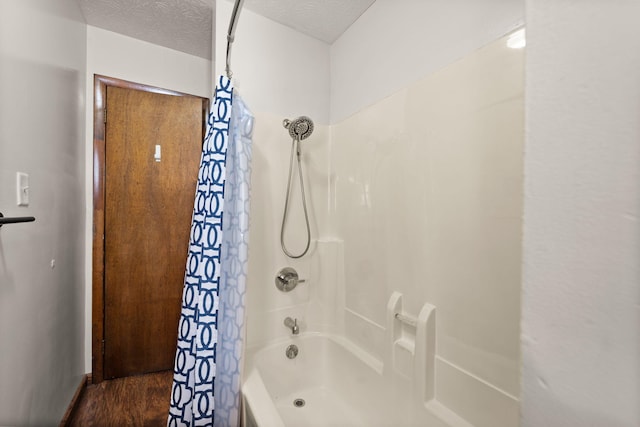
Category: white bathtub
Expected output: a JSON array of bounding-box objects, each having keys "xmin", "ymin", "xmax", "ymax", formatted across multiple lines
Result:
[{"xmin": 241, "ymin": 333, "xmax": 455, "ymax": 427}]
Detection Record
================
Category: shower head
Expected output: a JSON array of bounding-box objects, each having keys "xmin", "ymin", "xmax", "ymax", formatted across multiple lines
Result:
[{"xmin": 283, "ymin": 116, "xmax": 314, "ymax": 140}]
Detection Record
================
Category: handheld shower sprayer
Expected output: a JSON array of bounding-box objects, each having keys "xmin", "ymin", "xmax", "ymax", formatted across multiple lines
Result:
[
  {"xmin": 280, "ymin": 116, "xmax": 314, "ymax": 259},
  {"xmin": 284, "ymin": 116, "xmax": 314, "ymax": 141}
]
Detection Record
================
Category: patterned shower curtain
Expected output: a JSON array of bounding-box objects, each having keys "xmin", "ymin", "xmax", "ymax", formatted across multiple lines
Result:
[{"xmin": 168, "ymin": 75, "xmax": 253, "ymax": 427}]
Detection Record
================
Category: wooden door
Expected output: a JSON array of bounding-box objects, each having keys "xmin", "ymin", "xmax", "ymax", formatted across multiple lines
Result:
[{"xmin": 98, "ymin": 81, "xmax": 204, "ymax": 380}]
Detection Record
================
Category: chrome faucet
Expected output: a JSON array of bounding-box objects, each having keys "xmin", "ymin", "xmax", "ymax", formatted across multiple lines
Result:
[
  {"xmin": 284, "ymin": 317, "xmax": 299, "ymax": 335},
  {"xmin": 275, "ymin": 267, "xmax": 305, "ymax": 292}
]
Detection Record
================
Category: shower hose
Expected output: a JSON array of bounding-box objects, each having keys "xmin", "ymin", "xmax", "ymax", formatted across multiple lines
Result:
[{"xmin": 280, "ymin": 136, "xmax": 311, "ymax": 258}]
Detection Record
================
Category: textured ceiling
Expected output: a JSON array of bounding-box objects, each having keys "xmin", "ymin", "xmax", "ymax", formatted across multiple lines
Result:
[
  {"xmin": 76, "ymin": 0, "xmax": 375, "ymax": 60},
  {"xmin": 78, "ymin": 0, "xmax": 214, "ymax": 59}
]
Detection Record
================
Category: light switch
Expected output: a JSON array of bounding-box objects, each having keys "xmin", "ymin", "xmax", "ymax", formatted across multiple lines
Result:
[
  {"xmin": 16, "ymin": 172, "xmax": 29, "ymax": 206},
  {"xmin": 154, "ymin": 145, "xmax": 161, "ymax": 162}
]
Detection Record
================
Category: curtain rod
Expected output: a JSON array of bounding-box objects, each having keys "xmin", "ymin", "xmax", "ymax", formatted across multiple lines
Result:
[{"xmin": 225, "ymin": 0, "xmax": 245, "ymax": 80}]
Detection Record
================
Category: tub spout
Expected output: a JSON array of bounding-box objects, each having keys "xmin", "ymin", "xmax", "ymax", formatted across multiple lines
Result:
[{"xmin": 284, "ymin": 317, "xmax": 299, "ymax": 335}]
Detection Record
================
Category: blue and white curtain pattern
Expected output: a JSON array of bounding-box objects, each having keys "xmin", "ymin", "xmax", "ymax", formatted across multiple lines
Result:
[{"xmin": 168, "ymin": 75, "xmax": 253, "ymax": 427}]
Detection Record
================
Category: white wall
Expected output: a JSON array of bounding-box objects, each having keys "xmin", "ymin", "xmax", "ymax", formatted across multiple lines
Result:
[
  {"xmin": 522, "ymin": 1, "xmax": 640, "ymax": 426},
  {"xmin": 330, "ymin": 0, "xmax": 524, "ymax": 123},
  {"xmin": 0, "ymin": 0, "xmax": 87, "ymax": 424},
  {"xmin": 83, "ymin": 25, "xmax": 212, "ymax": 371},
  {"xmin": 86, "ymin": 26, "xmax": 212, "ymax": 98},
  {"xmin": 215, "ymin": 1, "xmax": 332, "ymax": 348},
  {"xmin": 215, "ymin": 0, "xmax": 330, "ymax": 124}
]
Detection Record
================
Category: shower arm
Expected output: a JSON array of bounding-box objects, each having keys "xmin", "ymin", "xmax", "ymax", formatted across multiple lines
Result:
[{"xmin": 225, "ymin": 0, "xmax": 245, "ymax": 80}]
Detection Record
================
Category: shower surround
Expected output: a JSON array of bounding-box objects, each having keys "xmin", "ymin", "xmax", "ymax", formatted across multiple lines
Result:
[{"xmin": 215, "ymin": 1, "xmax": 523, "ymax": 426}]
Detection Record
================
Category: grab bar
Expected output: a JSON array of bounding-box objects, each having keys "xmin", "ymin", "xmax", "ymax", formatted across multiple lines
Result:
[
  {"xmin": 225, "ymin": 0, "xmax": 245, "ymax": 79},
  {"xmin": 395, "ymin": 312, "xmax": 418, "ymax": 328},
  {"xmin": 0, "ymin": 212, "xmax": 35, "ymax": 228}
]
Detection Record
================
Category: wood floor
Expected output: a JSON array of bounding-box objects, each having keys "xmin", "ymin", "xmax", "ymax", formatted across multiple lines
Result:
[{"xmin": 67, "ymin": 371, "xmax": 173, "ymax": 426}]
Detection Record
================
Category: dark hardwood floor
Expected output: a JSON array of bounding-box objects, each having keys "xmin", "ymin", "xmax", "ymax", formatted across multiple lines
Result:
[{"xmin": 67, "ymin": 371, "xmax": 173, "ymax": 426}]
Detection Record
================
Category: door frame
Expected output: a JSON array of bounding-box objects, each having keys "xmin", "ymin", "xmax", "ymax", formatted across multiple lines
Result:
[{"xmin": 92, "ymin": 75, "xmax": 209, "ymax": 384}]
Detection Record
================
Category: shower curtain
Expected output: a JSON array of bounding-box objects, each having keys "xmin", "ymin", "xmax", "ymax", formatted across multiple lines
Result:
[{"xmin": 168, "ymin": 75, "xmax": 253, "ymax": 427}]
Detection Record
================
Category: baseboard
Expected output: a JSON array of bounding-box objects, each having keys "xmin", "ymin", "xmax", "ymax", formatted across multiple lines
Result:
[{"xmin": 59, "ymin": 374, "xmax": 91, "ymax": 426}]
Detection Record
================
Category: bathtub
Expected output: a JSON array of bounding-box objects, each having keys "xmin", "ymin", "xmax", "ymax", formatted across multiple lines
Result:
[{"xmin": 241, "ymin": 333, "xmax": 455, "ymax": 427}]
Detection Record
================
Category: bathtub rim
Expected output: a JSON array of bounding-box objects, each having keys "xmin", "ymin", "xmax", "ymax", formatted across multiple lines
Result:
[
  {"xmin": 241, "ymin": 332, "xmax": 384, "ymax": 427},
  {"xmin": 241, "ymin": 331, "xmax": 480, "ymax": 427}
]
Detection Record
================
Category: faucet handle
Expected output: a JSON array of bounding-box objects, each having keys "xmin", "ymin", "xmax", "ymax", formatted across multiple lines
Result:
[{"xmin": 275, "ymin": 267, "xmax": 305, "ymax": 292}]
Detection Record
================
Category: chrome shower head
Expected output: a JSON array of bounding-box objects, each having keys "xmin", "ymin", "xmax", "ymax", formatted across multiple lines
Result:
[{"xmin": 283, "ymin": 116, "xmax": 314, "ymax": 140}]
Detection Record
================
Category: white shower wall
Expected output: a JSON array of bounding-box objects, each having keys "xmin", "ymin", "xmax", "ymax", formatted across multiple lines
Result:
[
  {"xmin": 215, "ymin": 1, "xmax": 333, "ymax": 347},
  {"xmin": 242, "ymin": 111, "xmax": 332, "ymax": 346},
  {"xmin": 331, "ymin": 35, "xmax": 523, "ymax": 426},
  {"xmin": 216, "ymin": 1, "xmax": 523, "ymax": 426}
]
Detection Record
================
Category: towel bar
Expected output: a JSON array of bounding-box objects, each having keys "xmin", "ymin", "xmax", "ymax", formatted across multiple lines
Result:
[
  {"xmin": 395, "ymin": 312, "xmax": 418, "ymax": 328},
  {"xmin": 0, "ymin": 212, "xmax": 35, "ymax": 227}
]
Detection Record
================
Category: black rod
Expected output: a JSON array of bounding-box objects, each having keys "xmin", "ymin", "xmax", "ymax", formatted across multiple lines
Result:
[{"xmin": 0, "ymin": 212, "xmax": 36, "ymax": 227}]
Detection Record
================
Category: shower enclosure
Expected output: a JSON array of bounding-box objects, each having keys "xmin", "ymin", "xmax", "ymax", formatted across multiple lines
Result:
[{"xmin": 215, "ymin": 1, "xmax": 524, "ymax": 426}]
